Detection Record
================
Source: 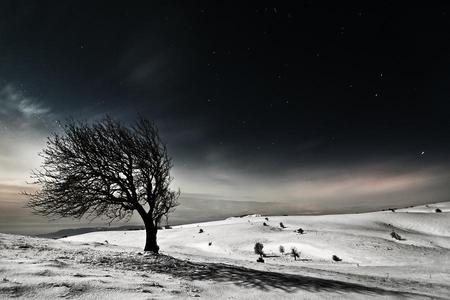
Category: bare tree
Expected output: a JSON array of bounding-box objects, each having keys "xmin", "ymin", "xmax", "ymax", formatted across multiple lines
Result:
[
  {"xmin": 25, "ymin": 116, "xmax": 179, "ymax": 253},
  {"xmin": 291, "ymin": 247, "xmax": 300, "ymax": 260}
]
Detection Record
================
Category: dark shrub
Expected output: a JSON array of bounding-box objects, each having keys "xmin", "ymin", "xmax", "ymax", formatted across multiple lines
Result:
[
  {"xmin": 291, "ymin": 247, "xmax": 300, "ymax": 260},
  {"xmin": 256, "ymin": 257, "xmax": 265, "ymax": 263},
  {"xmin": 199, "ymin": 228, "xmax": 204, "ymax": 233},
  {"xmin": 280, "ymin": 222, "xmax": 286, "ymax": 228},
  {"xmin": 435, "ymin": 208, "xmax": 442, "ymax": 213},
  {"xmin": 254, "ymin": 242, "xmax": 264, "ymax": 257},
  {"xmin": 265, "ymin": 217, "xmax": 269, "ymax": 221},
  {"xmin": 390, "ymin": 231, "xmax": 402, "ymax": 240},
  {"xmin": 296, "ymin": 228, "xmax": 304, "ymax": 234},
  {"xmin": 279, "ymin": 245, "xmax": 285, "ymax": 254},
  {"xmin": 263, "ymin": 222, "xmax": 268, "ymax": 226},
  {"xmin": 208, "ymin": 242, "xmax": 212, "ymax": 246},
  {"xmin": 332, "ymin": 255, "xmax": 342, "ymax": 262}
]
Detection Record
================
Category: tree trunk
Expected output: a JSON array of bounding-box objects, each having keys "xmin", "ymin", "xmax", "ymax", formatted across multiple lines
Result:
[{"xmin": 144, "ymin": 220, "xmax": 159, "ymax": 253}]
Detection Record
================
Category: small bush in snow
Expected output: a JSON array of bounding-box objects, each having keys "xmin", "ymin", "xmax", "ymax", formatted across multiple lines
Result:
[
  {"xmin": 296, "ymin": 228, "xmax": 304, "ymax": 234},
  {"xmin": 199, "ymin": 228, "xmax": 204, "ymax": 233},
  {"xmin": 279, "ymin": 245, "xmax": 285, "ymax": 254},
  {"xmin": 263, "ymin": 222, "xmax": 268, "ymax": 226},
  {"xmin": 256, "ymin": 257, "xmax": 265, "ymax": 263},
  {"xmin": 390, "ymin": 231, "xmax": 402, "ymax": 240},
  {"xmin": 280, "ymin": 222, "xmax": 286, "ymax": 228},
  {"xmin": 208, "ymin": 242, "xmax": 212, "ymax": 246},
  {"xmin": 254, "ymin": 242, "xmax": 264, "ymax": 257},
  {"xmin": 435, "ymin": 208, "xmax": 442, "ymax": 213},
  {"xmin": 291, "ymin": 247, "xmax": 300, "ymax": 260},
  {"xmin": 265, "ymin": 217, "xmax": 269, "ymax": 221},
  {"xmin": 332, "ymin": 255, "xmax": 342, "ymax": 262}
]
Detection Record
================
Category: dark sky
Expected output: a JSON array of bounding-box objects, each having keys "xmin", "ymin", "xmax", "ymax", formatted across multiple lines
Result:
[{"xmin": 0, "ymin": 2, "xmax": 449, "ymax": 233}]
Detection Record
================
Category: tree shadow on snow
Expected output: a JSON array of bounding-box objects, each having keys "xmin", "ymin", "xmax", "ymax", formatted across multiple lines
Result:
[{"xmin": 112, "ymin": 254, "xmax": 427, "ymax": 298}]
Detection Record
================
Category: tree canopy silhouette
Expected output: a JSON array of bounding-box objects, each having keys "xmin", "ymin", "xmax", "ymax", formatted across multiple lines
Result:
[{"xmin": 25, "ymin": 116, "xmax": 179, "ymax": 253}]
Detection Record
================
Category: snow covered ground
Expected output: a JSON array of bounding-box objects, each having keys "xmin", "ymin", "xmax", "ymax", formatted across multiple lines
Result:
[{"xmin": 1, "ymin": 202, "xmax": 450, "ymax": 299}]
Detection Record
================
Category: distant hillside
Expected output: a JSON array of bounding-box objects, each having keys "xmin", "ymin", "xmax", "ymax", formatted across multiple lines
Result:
[
  {"xmin": 37, "ymin": 225, "xmax": 145, "ymax": 239},
  {"xmin": 11, "ymin": 195, "xmax": 445, "ymax": 237}
]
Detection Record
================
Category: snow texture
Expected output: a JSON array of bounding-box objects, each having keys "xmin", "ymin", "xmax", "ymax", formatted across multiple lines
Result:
[{"xmin": 1, "ymin": 202, "xmax": 449, "ymax": 299}]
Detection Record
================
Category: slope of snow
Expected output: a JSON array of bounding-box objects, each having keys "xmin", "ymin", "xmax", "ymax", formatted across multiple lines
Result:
[
  {"xmin": 64, "ymin": 202, "xmax": 450, "ymax": 265},
  {"xmin": 1, "ymin": 202, "xmax": 449, "ymax": 299},
  {"xmin": 61, "ymin": 201, "xmax": 450, "ymax": 298}
]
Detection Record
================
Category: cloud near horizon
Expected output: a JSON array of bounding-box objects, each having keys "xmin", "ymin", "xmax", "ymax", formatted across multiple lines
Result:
[
  {"xmin": 0, "ymin": 83, "xmax": 55, "ymax": 185},
  {"xmin": 1, "ymin": 82, "xmax": 448, "ymax": 213}
]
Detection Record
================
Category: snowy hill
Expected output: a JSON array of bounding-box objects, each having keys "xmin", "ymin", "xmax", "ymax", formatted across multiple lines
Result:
[
  {"xmin": 1, "ymin": 202, "xmax": 449, "ymax": 299},
  {"xmin": 65, "ymin": 201, "xmax": 450, "ymax": 265}
]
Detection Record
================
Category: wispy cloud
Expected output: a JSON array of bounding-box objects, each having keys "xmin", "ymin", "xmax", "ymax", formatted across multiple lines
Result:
[
  {"xmin": 0, "ymin": 83, "xmax": 54, "ymax": 185},
  {"xmin": 173, "ymin": 160, "xmax": 450, "ymax": 212},
  {"xmin": 0, "ymin": 84, "xmax": 52, "ymax": 131}
]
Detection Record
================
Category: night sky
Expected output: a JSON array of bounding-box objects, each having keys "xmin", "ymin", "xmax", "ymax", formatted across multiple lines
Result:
[{"xmin": 1, "ymin": 2, "xmax": 449, "ymax": 234}]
